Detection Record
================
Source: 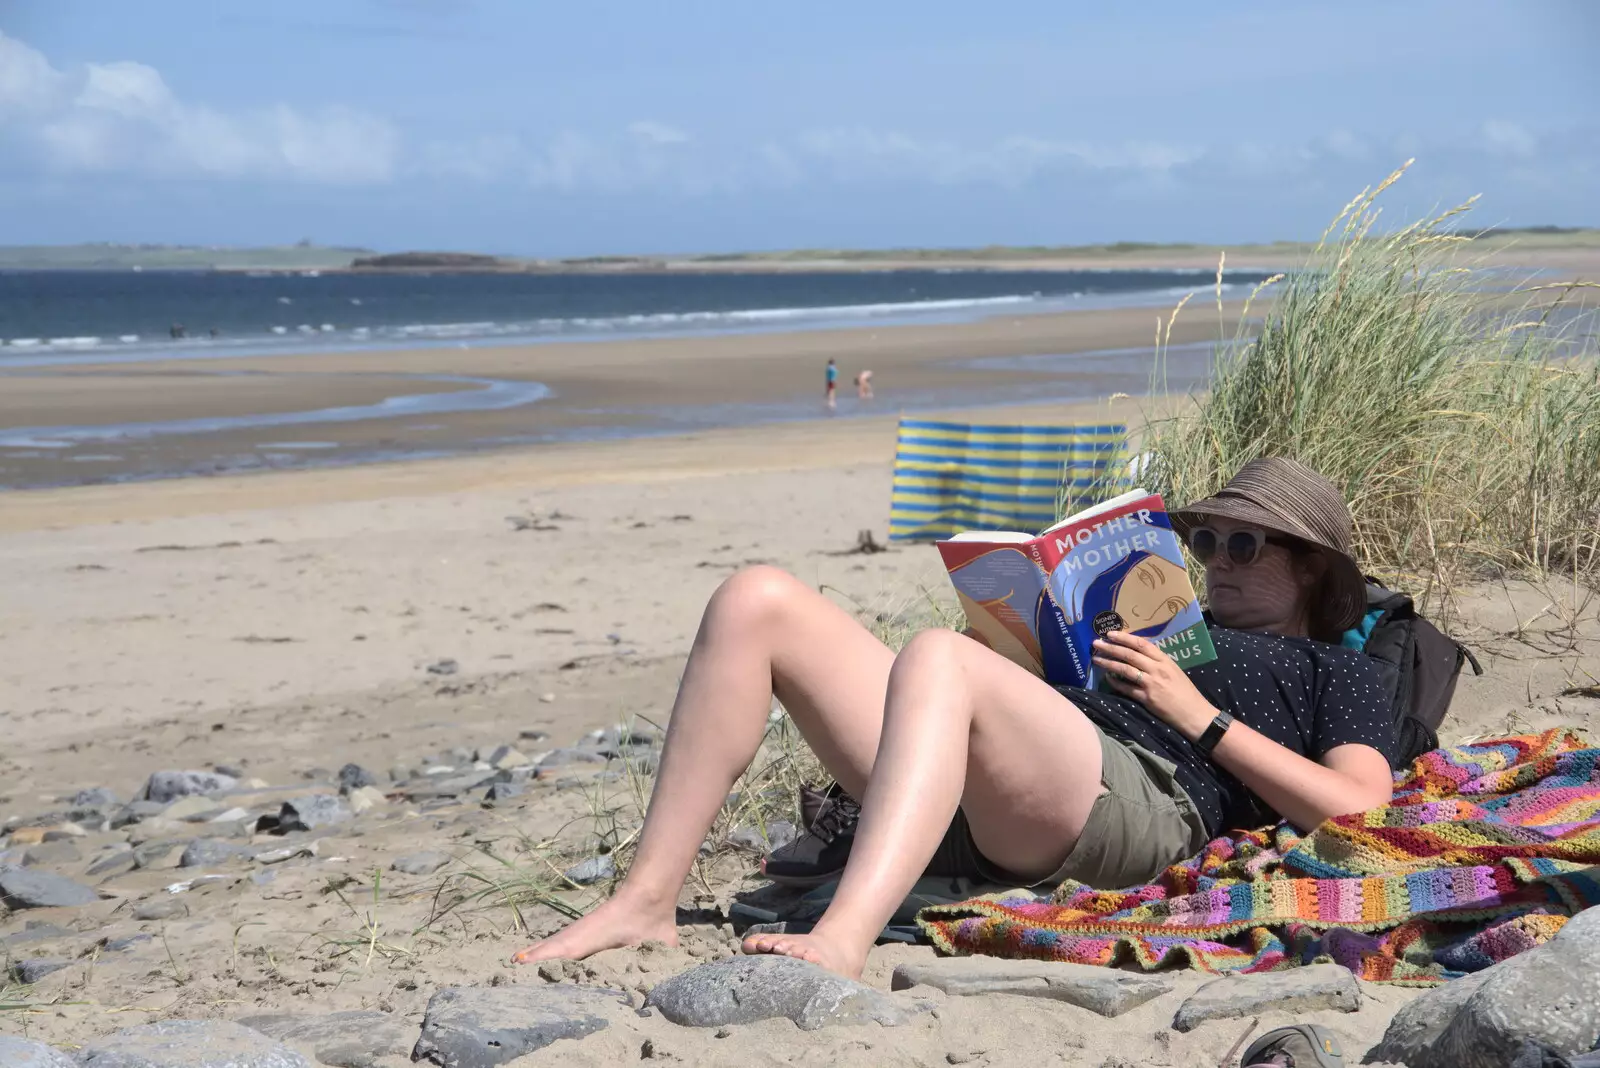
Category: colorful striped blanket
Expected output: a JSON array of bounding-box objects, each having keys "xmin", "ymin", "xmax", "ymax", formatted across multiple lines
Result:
[{"xmin": 918, "ymin": 729, "xmax": 1600, "ymax": 983}]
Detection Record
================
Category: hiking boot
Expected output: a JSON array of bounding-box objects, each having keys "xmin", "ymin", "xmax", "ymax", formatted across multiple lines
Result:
[
  {"xmin": 762, "ymin": 783, "xmax": 860, "ymax": 888},
  {"xmin": 1241, "ymin": 1024, "xmax": 1344, "ymax": 1068}
]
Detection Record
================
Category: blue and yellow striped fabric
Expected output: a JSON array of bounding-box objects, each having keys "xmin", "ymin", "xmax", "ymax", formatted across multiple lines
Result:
[{"xmin": 888, "ymin": 418, "xmax": 1128, "ymax": 542}]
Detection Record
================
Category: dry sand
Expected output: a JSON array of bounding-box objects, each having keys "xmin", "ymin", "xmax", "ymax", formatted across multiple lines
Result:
[{"xmin": 3, "ymin": 343, "xmax": 1599, "ymax": 1064}]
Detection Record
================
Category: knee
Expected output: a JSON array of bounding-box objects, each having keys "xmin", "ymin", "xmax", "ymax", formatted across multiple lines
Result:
[
  {"xmin": 894, "ymin": 627, "xmax": 970, "ymax": 672},
  {"xmin": 707, "ymin": 565, "xmax": 807, "ymax": 634}
]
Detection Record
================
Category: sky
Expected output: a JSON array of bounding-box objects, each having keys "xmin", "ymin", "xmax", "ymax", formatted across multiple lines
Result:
[{"xmin": 0, "ymin": 1, "xmax": 1595, "ymax": 257}]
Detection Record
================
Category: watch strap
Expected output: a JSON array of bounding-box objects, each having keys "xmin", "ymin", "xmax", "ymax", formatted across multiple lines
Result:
[{"xmin": 1196, "ymin": 710, "xmax": 1235, "ymax": 754}]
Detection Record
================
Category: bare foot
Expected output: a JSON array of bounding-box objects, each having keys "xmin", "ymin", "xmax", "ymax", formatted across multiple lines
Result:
[
  {"xmin": 740, "ymin": 929, "xmax": 868, "ymax": 979},
  {"xmin": 511, "ymin": 896, "xmax": 678, "ymax": 965}
]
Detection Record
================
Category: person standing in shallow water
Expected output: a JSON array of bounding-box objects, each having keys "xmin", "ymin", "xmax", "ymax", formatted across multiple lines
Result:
[
  {"xmin": 512, "ymin": 457, "xmax": 1398, "ymax": 979},
  {"xmin": 825, "ymin": 358, "xmax": 838, "ymax": 410}
]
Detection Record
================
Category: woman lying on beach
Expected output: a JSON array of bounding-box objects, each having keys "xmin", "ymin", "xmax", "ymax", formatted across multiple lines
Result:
[{"xmin": 513, "ymin": 457, "xmax": 1398, "ymax": 978}]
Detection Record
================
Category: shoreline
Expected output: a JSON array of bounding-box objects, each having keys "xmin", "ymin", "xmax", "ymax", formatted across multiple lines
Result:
[{"xmin": 0, "ymin": 303, "xmax": 1236, "ymax": 494}]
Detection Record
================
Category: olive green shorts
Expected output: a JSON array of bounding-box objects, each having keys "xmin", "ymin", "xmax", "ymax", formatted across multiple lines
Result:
[{"xmin": 941, "ymin": 728, "xmax": 1210, "ymax": 890}]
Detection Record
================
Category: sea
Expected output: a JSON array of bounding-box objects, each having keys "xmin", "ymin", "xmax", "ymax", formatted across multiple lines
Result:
[
  {"xmin": 0, "ymin": 267, "xmax": 1276, "ymax": 489},
  {"xmin": 0, "ymin": 267, "xmax": 1273, "ymax": 362}
]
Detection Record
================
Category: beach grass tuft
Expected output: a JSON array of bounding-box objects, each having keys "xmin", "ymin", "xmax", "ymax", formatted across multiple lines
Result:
[{"xmin": 1142, "ymin": 162, "xmax": 1600, "ymax": 613}]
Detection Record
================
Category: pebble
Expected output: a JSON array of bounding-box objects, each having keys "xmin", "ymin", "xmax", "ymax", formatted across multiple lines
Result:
[
  {"xmin": 426, "ymin": 658, "xmax": 460, "ymax": 676},
  {"xmin": 890, "ymin": 958, "xmax": 1172, "ymax": 1017},
  {"xmin": 0, "ymin": 1036, "xmax": 77, "ymax": 1068},
  {"xmin": 392, "ymin": 850, "xmax": 452, "ymax": 876},
  {"xmin": 178, "ymin": 838, "xmax": 250, "ymax": 868},
  {"xmin": 276, "ymin": 794, "xmax": 351, "ymax": 832},
  {"xmin": 1172, "ymin": 964, "xmax": 1361, "ymax": 1032},
  {"xmin": 22, "ymin": 840, "xmax": 82, "ymax": 867},
  {"xmin": 104, "ymin": 933, "xmax": 153, "ymax": 953},
  {"xmin": 110, "ymin": 800, "xmax": 166, "ymax": 829},
  {"xmin": 77, "ymin": 1018, "xmax": 311, "ymax": 1067},
  {"xmin": 70, "ymin": 787, "xmax": 119, "ymax": 810},
  {"xmin": 346, "ymin": 785, "xmax": 388, "ymax": 814},
  {"xmin": 161, "ymin": 796, "xmax": 222, "ymax": 821},
  {"xmin": 86, "ymin": 849, "xmax": 138, "ymax": 878},
  {"xmin": 412, "ymin": 984, "xmax": 622, "ymax": 1067},
  {"xmin": 133, "ymin": 896, "xmax": 189, "ymax": 921},
  {"xmin": 132, "ymin": 840, "xmax": 182, "ymax": 869},
  {"xmin": 486, "ymin": 745, "xmax": 529, "ymax": 769},
  {"xmin": 337, "ymin": 763, "xmax": 378, "ymax": 793},
  {"xmin": 141, "ymin": 769, "xmax": 238, "ymax": 805},
  {"xmin": 11, "ymin": 958, "xmax": 73, "ymax": 983},
  {"xmin": 647, "ymin": 956, "xmax": 930, "ymax": 1031},
  {"xmin": 538, "ymin": 748, "xmax": 608, "ymax": 768},
  {"xmin": 0, "ymin": 867, "xmax": 100, "ymax": 909},
  {"xmin": 562, "ymin": 854, "xmax": 616, "ymax": 885},
  {"xmin": 482, "ymin": 781, "xmax": 524, "ymax": 805}
]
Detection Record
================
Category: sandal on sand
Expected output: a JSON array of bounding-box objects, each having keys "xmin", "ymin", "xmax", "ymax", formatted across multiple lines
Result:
[{"xmin": 1241, "ymin": 1024, "xmax": 1344, "ymax": 1068}]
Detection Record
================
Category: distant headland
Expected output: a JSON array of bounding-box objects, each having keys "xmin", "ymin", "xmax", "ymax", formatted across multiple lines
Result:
[{"xmin": 2, "ymin": 226, "xmax": 1595, "ymax": 274}]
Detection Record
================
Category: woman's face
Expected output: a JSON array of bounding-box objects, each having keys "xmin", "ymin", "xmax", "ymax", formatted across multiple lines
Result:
[{"xmin": 1199, "ymin": 516, "xmax": 1323, "ymax": 635}]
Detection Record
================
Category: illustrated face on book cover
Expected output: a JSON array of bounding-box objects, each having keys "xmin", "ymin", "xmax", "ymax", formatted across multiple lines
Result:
[{"xmin": 1057, "ymin": 547, "xmax": 1193, "ymax": 639}]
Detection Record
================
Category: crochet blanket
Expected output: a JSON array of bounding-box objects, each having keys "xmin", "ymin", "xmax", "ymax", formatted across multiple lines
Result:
[{"xmin": 918, "ymin": 729, "xmax": 1600, "ymax": 983}]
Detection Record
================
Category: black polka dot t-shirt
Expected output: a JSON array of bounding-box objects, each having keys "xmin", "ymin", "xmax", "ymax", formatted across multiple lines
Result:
[{"xmin": 1060, "ymin": 626, "xmax": 1397, "ymax": 837}]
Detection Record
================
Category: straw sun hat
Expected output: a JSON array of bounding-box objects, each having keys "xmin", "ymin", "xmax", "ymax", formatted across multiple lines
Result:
[{"xmin": 1170, "ymin": 457, "xmax": 1367, "ymax": 635}]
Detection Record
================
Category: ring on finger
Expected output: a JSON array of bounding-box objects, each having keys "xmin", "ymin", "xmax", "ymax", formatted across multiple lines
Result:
[{"xmin": 1131, "ymin": 668, "xmax": 1143, "ymax": 683}]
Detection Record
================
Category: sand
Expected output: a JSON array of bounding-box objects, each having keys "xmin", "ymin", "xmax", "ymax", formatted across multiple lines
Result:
[{"xmin": 3, "ymin": 317, "xmax": 1599, "ymax": 1065}]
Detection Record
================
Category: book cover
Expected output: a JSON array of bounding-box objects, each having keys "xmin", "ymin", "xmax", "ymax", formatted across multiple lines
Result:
[{"xmin": 936, "ymin": 489, "xmax": 1216, "ymax": 689}]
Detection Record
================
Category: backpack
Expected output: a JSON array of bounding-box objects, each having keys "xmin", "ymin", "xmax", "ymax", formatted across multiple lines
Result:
[{"xmin": 1350, "ymin": 581, "xmax": 1483, "ymax": 768}]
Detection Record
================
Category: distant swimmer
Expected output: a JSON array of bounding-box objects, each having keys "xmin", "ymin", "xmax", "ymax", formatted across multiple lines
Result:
[
  {"xmin": 825, "ymin": 358, "xmax": 838, "ymax": 411},
  {"xmin": 855, "ymin": 369, "xmax": 874, "ymax": 400},
  {"xmin": 169, "ymin": 322, "xmax": 186, "ymax": 339}
]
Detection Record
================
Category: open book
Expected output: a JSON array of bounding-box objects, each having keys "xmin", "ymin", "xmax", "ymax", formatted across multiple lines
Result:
[{"xmin": 935, "ymin": 488, "xmax": 1216, "ymax": 689}]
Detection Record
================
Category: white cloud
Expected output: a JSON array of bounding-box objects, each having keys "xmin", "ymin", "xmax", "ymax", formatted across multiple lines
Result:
[
  {"xmin": 628, "ymin": 121, "xmax": 689, "ymax": 147},
  {"xmin": 0, "ymin": 31, "xmax": 399, "ymax": 184},
  {"xmin": 1481, "ymin": 119, "xmax": 1536, "ymax": 158}
]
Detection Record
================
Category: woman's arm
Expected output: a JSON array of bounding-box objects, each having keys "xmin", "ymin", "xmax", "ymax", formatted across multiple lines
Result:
[{"xmin": 1092, "ymin": 632, "xmax": 1394, "ymax": 831}]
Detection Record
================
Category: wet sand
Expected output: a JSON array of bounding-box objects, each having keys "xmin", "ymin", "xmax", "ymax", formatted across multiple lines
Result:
[{"xmin": 0, "ymin": 303, "xmax": 1241, "ymax": 489}]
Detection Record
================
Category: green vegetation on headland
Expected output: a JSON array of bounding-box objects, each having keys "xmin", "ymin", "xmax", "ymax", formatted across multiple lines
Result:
[{"xmin": 2, "ymin": 226, "xmax": 1595, "ymax": 272}]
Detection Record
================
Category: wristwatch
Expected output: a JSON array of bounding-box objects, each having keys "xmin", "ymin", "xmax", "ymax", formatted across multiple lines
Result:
[{"xmin": 1196, "ymin": 710, "xmax": 1235, "ymax": 755}]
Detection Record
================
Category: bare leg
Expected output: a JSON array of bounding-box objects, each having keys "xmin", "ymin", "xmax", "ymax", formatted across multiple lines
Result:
[
  {"xmin": 512, "ymin": 567, "xmax": 894, "ymax": 963},
  {"xmin": 742, "ymin": 628, "xmax": 1104, "ymax": 977}
]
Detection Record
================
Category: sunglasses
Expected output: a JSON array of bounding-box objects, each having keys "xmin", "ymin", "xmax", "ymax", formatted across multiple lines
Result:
[{"xmin": 1187, "ymin": 525, "xmax": 1304, "ymax": 567}]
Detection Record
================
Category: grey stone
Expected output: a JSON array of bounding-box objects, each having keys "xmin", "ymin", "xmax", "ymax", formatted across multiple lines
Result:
[
  {"xmin": 410, "ymin": 984, "xmax": 621, "ymax": 1067},
  {"xmin": 561, "ymin": 854, "xmax": 615, "ymax": 886},
  {"xmin": 214, "ymin": 764, "xmax": 245, "ymax": 779},
  {"xmin": 483, "ymin": 745, "xmax": 528, "ymax": 769},
  {"xmin": 0, "ymin": 867, "xmax": 100, "ymax": 908},
  {"xmin": 133, "ymin": 897, "xmax": 188, "ymax": 921},
  {"xmin": 110, "ymin": 800, "xmax": 166, "ymax": 829},
  {"xmin": 161, "ymin": 796, "xmax": 223, "ymax": 821},
  {"xmin": 1364, "ymin": 967, "xmax": 1494, "ymax": 1064},
  {"xmin": 1396, "ymin": 906, "xmax": 1600, "ymax": 1068},
  {"xmin": 425, "ymin": 658, "xmax": 459, "ymax": 676},
  {"xmin": 645, "ymin": 955, "xmax": 929, "ymax": 1030},
  {"xmin": 179, "ymin": 838, "xmax": 251, "ymax": 868},
  {"xmin": 87, "ymin": 849, "xmax": 138, "ymax": 878},
  {"xmin": 403, "ymin": 772, "xmax": 497, "ymax": 801},
  {"xmin": 105, "ymin": 933, "xmax": 153, "ymax": 952},
  {"xmin": 518, "ymin": 729, "xmax": 549, "ymax": 742},
  {"xmin": 133, "ymin": 840, "xmax": 182, "ymax": 869},
  {"xmin": 337, "ymin": 764, "xmax": 377, "ymax": 794},
  {"xmin": 727, "ymin": 820, "xmax": 798, "ymax": 854},
  {"xmin": 538, "ymin": 748, "xmax": 608, "ymax": 768},
  {"xmin": 392, "ymin": 851, "xmax": 452, "ymax": 876},
  {"xmin": 11, "ymin": 957, "xmax": 73, "ymax": 982},
  {"xmin": 890, "ymin": 957, "xmax": 1173, "ymax": 1017},
  {"xmin": 78, "ymin": 1019, "xmax": 311, "ymax": 1067},
  {"xmin": 482, "ymin": 781, "xmax": 523, "ymax": 804},
  {"xmin": 22, "ymin": 840, "xmax": 82, "ymax": 866},
  {"xmin": 1173, "ymin": 964, "xmax": 1360, "ymax": 1032},
  {"xmin": 0, "ymin": 1036, "xmax": 77, "ymax": 1068},
  {"xmin": 71, "ymin": 787, "xmax": 119, "ymax": 810},
  {"xmin": 43, "ymin": 825, "xmax": 88, "ymax": 842},
  {"xmin": 277, "ymin": 794, "xmax": 350, "ymax": 833},
  {"xmin": 141, "ymin": 770, "xmax": 238, "ymax": 805},
  {"xmin": 237, "ymin": 1011, "xmax": 416, "ymax": 1068}
]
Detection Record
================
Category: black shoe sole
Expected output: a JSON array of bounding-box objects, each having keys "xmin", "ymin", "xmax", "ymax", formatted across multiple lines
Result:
[{"xmin": 759, "ymin": 858, "xmax": 846, "ymax": 889}]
